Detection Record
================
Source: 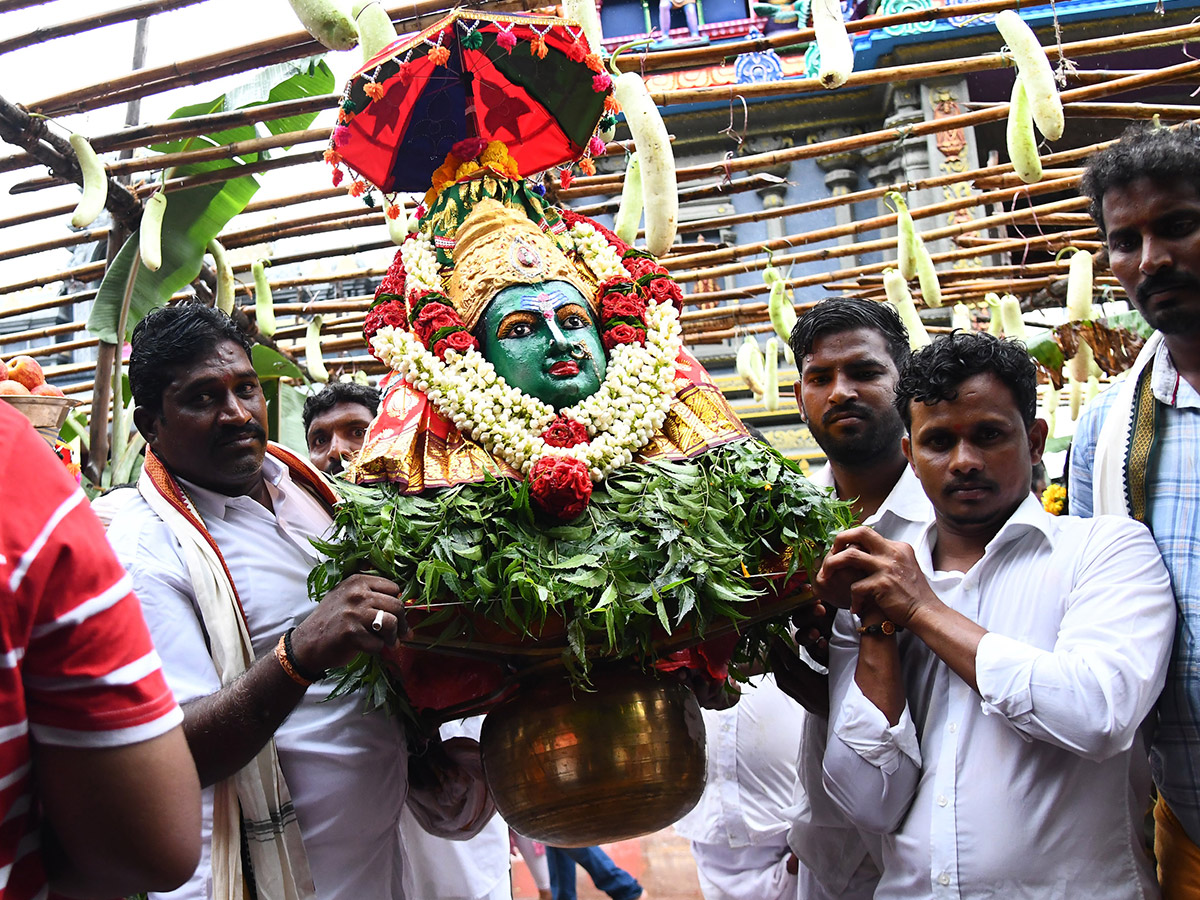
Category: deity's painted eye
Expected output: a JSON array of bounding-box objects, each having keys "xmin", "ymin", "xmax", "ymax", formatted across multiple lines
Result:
[{"xmin": 497, "ymin": 311, "xmax": 539, "ymax": 340}]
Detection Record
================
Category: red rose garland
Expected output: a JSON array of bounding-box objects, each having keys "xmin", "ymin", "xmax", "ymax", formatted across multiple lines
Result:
[{"xmin": 529, "ymin": 455, "xmax": 593, "ymax": 519}]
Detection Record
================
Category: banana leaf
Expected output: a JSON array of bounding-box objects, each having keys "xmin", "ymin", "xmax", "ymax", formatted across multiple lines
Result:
[
  {"xmin": 1024, "ymin": 328, "xmax": 1065, "ymax": 374},
  {"xmin": 253, "ymin": 344, "xmax": 309, "ymax": 452},
  {"xmin": 88, "ymin": 60, "xmax": 336, "ymax": 344},
  {"xmin": 87, "ymin": 178, "xmax": 258, "ymax": 343}
]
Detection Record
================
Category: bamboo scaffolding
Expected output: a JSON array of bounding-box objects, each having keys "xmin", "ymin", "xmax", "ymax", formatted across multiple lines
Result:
[
  {"xmin": 672, "ymin": 174, "xmax": 1084, "ymax": 274},
  {"xmin": 12, "ymin": 127, "xmax": 330, "ymax": 193},
  {"xmin": 611, "ymin": 0, "xmax": 1024, "ymax": 73},
  {"xmin": 677, "ymin": 226, "xmax": 1100, "ymax": 312},
  {"xmin": 25, "ymin": 0, "xmax": 548, "ymax": 117},
  {"xmin": 0, "ymin": 95, "xmax": 335, "ymax": 175},
  {"xmin": 0, "ymin": 95, "xmax": 144, "ymax": 230},
  {"xmin": 565, "ymin": 55, "xmax": 1200, "ymax": 195},
  {"xmin": 0, "ymin": 0, "xmax": 209, "ymax": 55},
  {"xmin": 644, "ymin": 21, "xmax": 1200, "ymax": 107}
]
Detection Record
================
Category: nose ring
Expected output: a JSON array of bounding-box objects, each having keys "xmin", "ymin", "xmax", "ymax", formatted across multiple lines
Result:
[{"xmin": 570, "ymin": 343, "xmax": 589, "ymax": 360}]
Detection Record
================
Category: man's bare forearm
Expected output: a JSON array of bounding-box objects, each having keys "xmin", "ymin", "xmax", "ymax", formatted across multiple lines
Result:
[
  {"xmin": 854, "ymin": 627, "xmax": 906, "ymax": 726},
  {"xmin": 182, "ymin": 647, "xmax": 308, "ymax": 787},
  {"xmin": 907, "ymin": 602, "xmax": 986, "ymax": 693}
]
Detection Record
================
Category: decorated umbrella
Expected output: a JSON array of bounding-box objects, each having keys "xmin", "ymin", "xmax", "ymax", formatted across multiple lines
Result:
[{"xmin": 329, "ymin": 9, "xmax": 614, "ymax": 195}]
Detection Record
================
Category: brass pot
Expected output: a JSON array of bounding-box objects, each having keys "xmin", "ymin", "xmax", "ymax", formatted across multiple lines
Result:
[{"xmin": 479, "ymin": 666, "xmax": 706, "ymax": 847}]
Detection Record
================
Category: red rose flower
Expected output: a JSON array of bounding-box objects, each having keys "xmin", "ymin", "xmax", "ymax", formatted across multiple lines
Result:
[
  {"xmin": 364, "ymin": 300, "xmax": 409, "ymax": 341},
  {"xmin": 433, "ymin": 329, "xmax": 479, "ymax": 359},
  {"xmin": 413, "ymin": 301, "xmax": 462, "ymax": 344},
  {"xmin": 623, "ymin": 256, "xmax": 667, "ymax": 280},
  {"xmin": 645, "ymin": 275, "xmax": 683, "ymax": 311},
  {"xmin": 529, "ymin": 455, "xmax": 593, "ymax": 519},
  {"xmin": 541, "ymin": 417, "xmax": 590, "ymax": 448},
  {"xmin": 601, "ymin": 292, "xmax": 647, "ymax": 321},
  {"xmin": 598, "ymin": 275, "xmax": 634, "ymax": 295},
  {"xmin": 451, "ymin": 137, "xmax": 489, "ymax": 161},
  {"xmin": 602, "ymin": 323, "xmax": 646, "ymax": 350}
]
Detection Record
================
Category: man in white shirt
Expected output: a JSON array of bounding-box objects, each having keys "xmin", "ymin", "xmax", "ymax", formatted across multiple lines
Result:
[
  {"xmin": 672, "ymin": 674, "xmax": 804, "ymax": 900},
  {"xmin": 780, "ymin": 297, "xmax": 930, "ymax": 900},
  {"xmin": 819, "ymin": 330, "xmax": 1175, "ymax": 899},
  {"xmin": 109, "ymin": 305, "xmax": 490, "ymax": 900},
  {"xmin": 399, "ymin": 716, "xmax": 513, "ymax": 900}
]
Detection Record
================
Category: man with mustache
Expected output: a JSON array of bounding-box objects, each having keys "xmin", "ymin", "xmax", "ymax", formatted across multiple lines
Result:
[
  {"xmin": 817, "ymin": 331, "xmax": 1175, "ymax": 899},
  {"xmin": 108, "ymin": 305, "xmax": 492, "ymax": 900},
  {"xmin": 303, "ymin": 381, "xmax": 380, "ymax": 475},
  {"xmin": 1071, "ymin": 123, "xmax": 1200, "ymax": 897},
  {"xmin": 780, "ymin": 297, "xmax": 930, "ymax": 900}
]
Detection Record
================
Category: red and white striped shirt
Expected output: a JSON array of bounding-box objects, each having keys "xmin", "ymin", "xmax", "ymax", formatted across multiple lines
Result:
[{"xmin": 0, "ymin": 401, "xmax": 182, "ymax": 900}]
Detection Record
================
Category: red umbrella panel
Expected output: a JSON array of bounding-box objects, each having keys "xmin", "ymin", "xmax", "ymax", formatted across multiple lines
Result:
[{"xmin": 330, "ymin": 10, "xmax": 614, "ymax": 195}]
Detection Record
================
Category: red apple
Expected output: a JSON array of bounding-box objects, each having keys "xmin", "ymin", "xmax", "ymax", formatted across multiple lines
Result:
[
  {"xmin": 0, "ymin": 358, "xmax": 7, "ymax": 381},
  {"xmin": 6, "ymin": 356, "xmax": 44, "ymax": 390},
  {"xmin": 0, "ymin": 381, "xmax": 30, "ymax": 395},
  {"xmin": 31, "ymin": 383, "xmax": 65, "ymax": 398}
]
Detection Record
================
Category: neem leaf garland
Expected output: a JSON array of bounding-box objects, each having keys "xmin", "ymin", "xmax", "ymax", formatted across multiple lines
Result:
[{"xmin": 309, "ymin": 439, "xmax": 855, "ymax": 710}]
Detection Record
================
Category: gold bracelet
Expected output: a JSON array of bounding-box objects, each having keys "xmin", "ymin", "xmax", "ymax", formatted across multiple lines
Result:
[
  {"xmin": 275, "ymin": 633, "xmax": 313, "ymax": 687},
  {"xmin": 857, "ymin": 620, "xmax": 903, "ymax": 637}
]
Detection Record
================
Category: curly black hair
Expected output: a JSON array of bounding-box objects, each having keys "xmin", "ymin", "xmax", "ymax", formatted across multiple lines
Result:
[
  {"xmin": 1080, "ymin": 122, "xmax": 1200, "ymax": 234},
  {"xmin": 789, "ymin": 297, "xmax": 910, "ymax": 370},
  {"xmin": 129, "ymin": 304, "xmax": 254, "ymax": 419},
  {"xmin": 894, "ymin": 331, "xmax": 1037, "ymax": 429},
  {"xmin": 302, "ymin": 381, "xmax": 381, "ymax": 434}
]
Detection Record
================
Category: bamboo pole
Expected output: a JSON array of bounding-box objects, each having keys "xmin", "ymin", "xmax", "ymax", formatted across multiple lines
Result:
[
  {"xmin": 0, "ymin": 227, "xmax": 106, "ymax": 262},
  {"xmin": 223, "ymin": 209, "xmax": 382, "ymax": 250},
  {"xmin": 0, "ymin": 0, "xmax": 54, "ymax": 11},
  {"xmin": 566, "ymin": 57, "xmax": 1200, "ymax": 195},
  {"xmin": 557, "ymin": 173, "xmax": 785, "ymax": 208},
  {"xmin": 243, "ymin": 187, "xmax": 347, "ymax": 213},
  {"xmin": 221, "ymin": 205, "xmax": 378, "ymax": 247},
  {"xmin": 0, "ymin": 262, "xmax": 105, "ymax": 295},
  {"xmin": 970, "ymin": 101, "xmax": 1200, "ymax": 120},
  {"xmin": 17, "ymin": 335, "xmax": 100, "ymax": 360},
  {"xmin": 0, "ymin": 319, "xmax": 88, "ymax": 347},
  {"xmin": 0, "ymin": 200, "xmax": 76, "ymax": 231},
  {"xmin": 0, "ymin": 0, "xmax": 209, "ymax": 56},
  {"xmin": 126, "ymin": 149, "xmax": 326, "ymax": 198},
  {"xmin": 12, "ymin": 126, "xmax": 329, "ymax": 193}
]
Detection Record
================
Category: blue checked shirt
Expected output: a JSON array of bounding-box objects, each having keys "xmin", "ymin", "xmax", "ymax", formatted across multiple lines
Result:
[{"xmin": 1071, "ymin": 341, "xmax": 1200, "ymax": 845}]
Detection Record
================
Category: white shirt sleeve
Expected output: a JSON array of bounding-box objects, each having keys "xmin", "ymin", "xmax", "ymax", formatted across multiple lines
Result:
[
  {"xmin": 822, "ymin": 613, "xmax": 921, "ymax": 835},
  {"xmin": 111, "ymin": 516, "xmax": 222, "ymax": 706},
  {"xmin": 974, "ymin": 517, "xmax": 1175, "ymax": 762}
]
